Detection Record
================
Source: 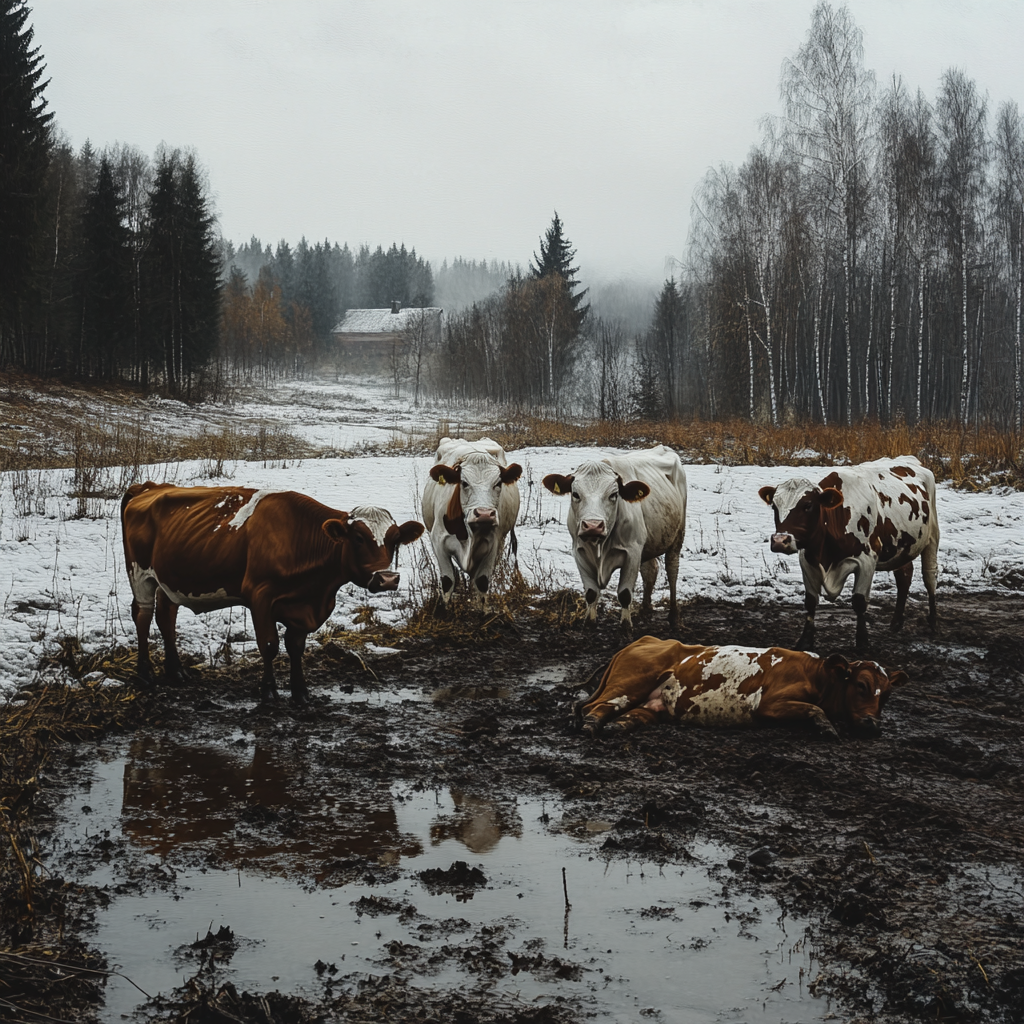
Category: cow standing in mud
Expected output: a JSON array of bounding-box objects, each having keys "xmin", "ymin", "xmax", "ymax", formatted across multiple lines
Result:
[
  {"xmin": 543, "ymin": 445, "xmax": 687, "ymax": 633},
  {"xmin": 577, "ymin": 635, "xmax": 908, "ymax": 739},
  {"xmin": 121, "ymin": 483, "xmax": 424, "ymax": 704},
  {"xmin": 421, "ymin": 437, "xmax": 522, "ymax": 612},
  {"xmin": 759, "ymin": 456, "xmax": 939, "ymax": 651}
]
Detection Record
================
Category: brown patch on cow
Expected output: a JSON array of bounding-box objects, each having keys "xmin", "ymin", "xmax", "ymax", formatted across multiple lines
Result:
[
  {"xmin": 819, "ymin": 471, "xmax": 844, "ymax": 491},
  {"xmin": 870, "ymin": 515, "xmax": 901, "ymax": 562},
  {"xmin": 857, "ymin": 515, "xmax": 870, "ymax": 535},
  {"xmin": 878, "ymin": 492, "xmax": 893, "ymax": 506},
  {"xmin": 890, "ymin": 465, "xmax": 916, "ymax": 478},
  {"xmin": 443, "ymin": 484, "xmax": 468, "ymax": 542},
  {"xmin": 898, "ymin": 493, "xmax": 920, "ymax": 519}
]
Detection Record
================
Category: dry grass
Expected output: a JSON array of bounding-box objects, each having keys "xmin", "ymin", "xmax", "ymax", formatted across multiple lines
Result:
[{"xmin": 405, "ymin": 415, "xmax": 1022, "ymax": 490}]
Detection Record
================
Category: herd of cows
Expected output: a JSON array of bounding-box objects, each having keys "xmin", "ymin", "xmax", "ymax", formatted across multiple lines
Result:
[{"xmin": 119, "ymin": 438, "xmax": 940, "ymax": 738}]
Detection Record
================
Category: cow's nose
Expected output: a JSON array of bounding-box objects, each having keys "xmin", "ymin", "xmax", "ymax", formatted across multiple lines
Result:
[
  {"xmin": 367, "ymin": 570, "xmax": 400, "ymax": 593},
  {"xmin": 770, "ymin": 532, "xmax": 795, "ymax": 553},
  {"xmin": 857, "ymin": 715, "xmax": 881, "ymax": 737},
  {"xmin": 580, "ymin": 519, "xmax": 606, "ymax": 537},
  {"xmin": 473, "ymin": 507, "xmax": 497, "ymax": 521}
]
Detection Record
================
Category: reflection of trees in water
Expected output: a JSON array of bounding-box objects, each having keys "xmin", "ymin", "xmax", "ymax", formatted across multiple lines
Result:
[
  {"xmin": 429, "ymin": 791, "xmax": 523, "ymax": 855},
  {"xmin": 119, "ymin": 736, "xmax": 421, "ymax": 869}
]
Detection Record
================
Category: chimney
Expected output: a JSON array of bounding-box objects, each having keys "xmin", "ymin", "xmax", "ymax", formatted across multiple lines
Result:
[{"xmin": 391, "ymin": 300, "xmax": 401, "ymax": 314}]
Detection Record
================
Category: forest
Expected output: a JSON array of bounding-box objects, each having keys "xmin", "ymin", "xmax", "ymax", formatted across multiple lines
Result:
[{"xmin": 2, "ymin": 1, "xmax": 1023, "ymax": 429}]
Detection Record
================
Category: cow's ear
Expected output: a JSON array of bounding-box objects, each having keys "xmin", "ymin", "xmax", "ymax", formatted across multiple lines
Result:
[
  {"xmin": 323, "ymin": 513, "xmax": 350, "ymax": 542},
  {"xmin": 819, "ymin": 487, "xmax": 844, "ymax": 510},
  {"xmin": 543, "ymin": 473, "xmax": 574, "ymax": 495},
  {"xmin": 430, "ymin": 464, "xmax": 461, "ymax": 486},
  {"xmin": 888, "ymin": 670, "xmax": 909, "ymax": 688},
  {"xmin": 396, "ymin": 519, "xmax": 425, "ymax": 545},
  {"xmin": 823, "ymin": 653, "xmax": 851, "ymax": 681},
  {"xmin": 500, "ymin": 462, "xmax": 523, "ymax": 485},
  {"xmin": 618, "ymin": 479, "xmax": 651, "ymax": 502},
  {"xmin": 758, "ymin": 485, "xmax": 777, "ymax": 506}
]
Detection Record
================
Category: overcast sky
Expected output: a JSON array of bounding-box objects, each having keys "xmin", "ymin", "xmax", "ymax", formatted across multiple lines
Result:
[{"xmin": 28, "ymin": 0, "xmax": 1024, "ymax": 284}]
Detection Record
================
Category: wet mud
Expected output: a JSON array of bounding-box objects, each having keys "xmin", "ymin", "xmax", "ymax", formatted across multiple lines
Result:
[{"xmin": 21, "ymin": 592, "xmax": 1024, "ymax": 1022}]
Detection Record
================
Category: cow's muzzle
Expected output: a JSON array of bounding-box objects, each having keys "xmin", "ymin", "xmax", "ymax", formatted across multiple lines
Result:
[
  {"xmin": 770, "ymin": 532, "xmax": 798, "ymax": 554},
  {"xmin": 467, "ymin": 507, "xmax": 497, "ymax": 529},
  {"xmin": 579, "ymin": 519, "xmax": 606, "ymax": 539},
  {"xmin": 367, "ymin": 570, "xmax": 400, "ymax": 593}
]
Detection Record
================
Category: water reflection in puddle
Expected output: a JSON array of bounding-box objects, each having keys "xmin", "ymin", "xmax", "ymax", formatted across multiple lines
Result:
[{"xmin": 54, "ymin": 740, "xmax": 830, "ymax": 1024}]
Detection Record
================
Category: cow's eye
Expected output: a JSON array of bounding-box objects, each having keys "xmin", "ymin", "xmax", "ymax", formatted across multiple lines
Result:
[
  {"xmin": 610, "ymin": 493, "xmax": 618, "ymax": 502},
  {"xmin": 571, "ymin": 491, "xmax": 580, "ymax": 500}
]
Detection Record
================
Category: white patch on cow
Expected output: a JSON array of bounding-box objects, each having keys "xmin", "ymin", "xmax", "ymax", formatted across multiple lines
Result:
[
  {"xmin": 228, "ymin": 489, "xmax": 278, "ymax": 530},
  {"xmin": 607, "ymin": 695, "xmax": 631, "ymax": 710},
  {"xmin": 874, "ymin": 688, "xmax": 881, "ymax": 696},
  {"xmin": 700, "ymin": 646, "xmax": 764, "ymax": 683},
  {"xmin": 661, "ymin": 675, "xmax": 682, "ymax": 714},
  {"xmin": 349, "ymin": 505, "xmax": 395, "ymax": 546},
  {"xmin": 128, "ymin": 562, "xmax": 158, "ymax": 607},
  {"xmin": 770, "ymin": 654, "xmax": 783, "ymax": 666},
  {"xmin": 770, "ymin": 478, "xmax": 817, "ymax": 523}
]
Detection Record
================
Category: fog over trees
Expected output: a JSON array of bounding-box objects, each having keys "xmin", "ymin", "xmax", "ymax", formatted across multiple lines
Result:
[{"xmin": 3, "ymin": 1, "xmax": 1022, "ymax": 429}]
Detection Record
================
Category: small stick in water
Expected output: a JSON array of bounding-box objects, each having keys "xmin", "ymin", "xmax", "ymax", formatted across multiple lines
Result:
[{"xmin": 562, "ymin": 866, "xmax": 571, "ymax": 910}]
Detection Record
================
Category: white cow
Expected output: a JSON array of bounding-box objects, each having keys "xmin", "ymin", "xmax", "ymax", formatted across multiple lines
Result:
[
  {"xmin": 758, "ymin": 456, "xmax": 940, "ymax": 650},
  {"xmin": 422, "ymin": 437, "xmax": 522, "ymax": 611},
  {"xmin": 543, "ymin": 445, "xmax": 687, "ymax": 632}
]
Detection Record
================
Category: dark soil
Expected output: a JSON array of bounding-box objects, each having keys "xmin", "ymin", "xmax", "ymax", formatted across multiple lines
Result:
[{"xmin": 4, "ymin": 591, "xmax": 1022, "ymax": 1023}]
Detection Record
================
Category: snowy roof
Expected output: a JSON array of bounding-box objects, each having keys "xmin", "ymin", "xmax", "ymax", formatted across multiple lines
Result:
[{"xmin": 333, "ymin": 307, "xmax": 442, "ymax": 334}]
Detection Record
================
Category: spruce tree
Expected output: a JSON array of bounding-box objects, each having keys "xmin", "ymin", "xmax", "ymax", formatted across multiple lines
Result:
[
  {"xmin": 530, "ymin": 211, "xmax": 589, "ymax": 331},
  {"xmin": 0, "ymin": 0, "xmax": 53, "ymax": 362}
]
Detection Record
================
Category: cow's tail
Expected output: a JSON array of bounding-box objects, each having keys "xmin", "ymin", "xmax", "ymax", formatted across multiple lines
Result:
[
  {"xmin": 120, "ymin": 482, "xmax": 151, "ymax": 568},
  {"xmin": 509, "ymin": 526, "xmax": 519, "ymax": 570}
]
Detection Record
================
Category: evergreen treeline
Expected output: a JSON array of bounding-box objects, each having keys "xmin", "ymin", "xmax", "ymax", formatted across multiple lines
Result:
[
  {"xmin": 219, "ymin": 238, "xmax": 435, "ymax": 378},
  {"xmin": 685, "ymin": 2, "xmax": 1024, "ymax": 430}
]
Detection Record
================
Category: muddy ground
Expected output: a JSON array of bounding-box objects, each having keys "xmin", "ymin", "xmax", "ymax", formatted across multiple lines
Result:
[{"xmin": 5, "ymin": 590, "xmax": 1024, "ymax": 1023}]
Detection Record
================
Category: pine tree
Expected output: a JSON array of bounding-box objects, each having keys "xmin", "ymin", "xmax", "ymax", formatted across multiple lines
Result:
[
  {"xmin": 531, "ymin": 211, "xmax": 589, "ymax": 330},
  {"xmin": 80, "ymin": 155, "xmax": 131, "ymax": 377},
  {"xmin": 0, "ymin": 0, "xmax": 53, "ymax": 362}
]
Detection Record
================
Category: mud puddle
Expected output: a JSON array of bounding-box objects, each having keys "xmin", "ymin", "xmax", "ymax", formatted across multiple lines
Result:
[{"xmin": 51, "ymin": 736, "xmax": 830, "ymax": 1023}]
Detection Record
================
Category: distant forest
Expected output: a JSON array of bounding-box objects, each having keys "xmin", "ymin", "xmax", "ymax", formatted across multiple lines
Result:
[{"xmin": 2, "ymin": 0, "xmax": 1022, "ymax": 429}]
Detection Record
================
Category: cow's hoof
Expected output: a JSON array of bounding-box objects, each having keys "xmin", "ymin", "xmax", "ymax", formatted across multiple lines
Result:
[
  {"xmin": 581, "ymin": 716, "xmax": 601, "ymax": 736},
  {"xmin": 290, "ymin": 693, "xmax": 310, "ymax": 708},
  {"xmin": 581, "ymin": 617, "xmax": 597, "ymax": 630},
  {"xmin": 166, "ymin": 665, "xmax": 192, "ymax": 684},
  {"xmin": 889, "ymin": 618, "xmax": 905, "ymax": 634}
]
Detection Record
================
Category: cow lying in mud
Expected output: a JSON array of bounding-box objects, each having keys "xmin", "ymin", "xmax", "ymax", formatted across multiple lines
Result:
[
  {"xmin": 577, "ymin": 635, "xmax": 908, "ymax": 739},
  {"xmin": 121, "ymin": 483, "xmax": 423, "ymax": 704}
]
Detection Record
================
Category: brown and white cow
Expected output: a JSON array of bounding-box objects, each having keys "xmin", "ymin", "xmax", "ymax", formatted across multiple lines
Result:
[
  {"xmin": 543, "ymin": 445, "xmax": 687, "ymax": 632},
  {"xmin": 421, "ymin": 437, "xmax": 522, "ymax": 611},
  {"xmin": 120, "ymin": 483, "xmax": 424, "ymax": 703},
  {"xmin": 759, "ymin": 456, "xmax": 939, "ymax": 651},
  {"xmin": 578, "ymin": 635, "xmax": 908, "ymax": 739}
]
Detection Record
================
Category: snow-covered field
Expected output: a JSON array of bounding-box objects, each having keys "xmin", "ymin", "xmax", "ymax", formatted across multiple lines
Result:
[{"xmin": 1, "ymin": 377, "xmax": 1022, "ymax": 695}]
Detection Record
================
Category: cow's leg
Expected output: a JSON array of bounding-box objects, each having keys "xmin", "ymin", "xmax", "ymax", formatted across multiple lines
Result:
[
  {"xmin": 920, "ymin": 536, "xmax": 939, "ymax": 631},
  {"xmin": 754, "ymin": 698, "xmax": 840, "ymax": 740},
  {"xmin": 471, "ymin": 535, "xmax": 503, "ymax": 614},
  {"xmin": 639, "ymin": 558, "xmax": 658, "ymax": 618},
  {"xmin": 154, "ymin": 590, "xmax": 189, "ymax": 683},
  {"xmin": 131, "ymin": 597, "xmax": 156, "ymax": 683},
  {"xmin": 581, "ymin": 693, "xmax": 642, "ymax": 736},
  {"xmin": 284, "ymin": 626, "xmax": 309, "ymax": 706},
  {"xmin": 250, "ymin": 595, "xmax": 281, "ymax": 703},
  {"xmin": 603, "ymin": 706, "xmax": 660, "ymax": 734},
  {"xmin": 572, "ymin": 660, "xmax": 611, "ymax": 729},
  {"xmin": 890, "ymin": 561, "xmax": 913, "ymax": 632},
  {"xmin": 617, "ymin": 554, "xmax": 643, "ymax": 636},
  {"xmin": 579, "ymin": 563, "xmax": 601, "ymax": 627},
  {"xmin": 430, "ymin": 535, "xmax": 458, "ymax": 614},
  {"xmin": 851, "ymin": 565, "xmax": 875, "ymax": 652},
  {"xmin": 665, "ymin": 532, "xmax": 683, "ymax": 628},
  {"xmin": 795, "ymin": 559, "xmax": 823, "ymax": 651}
]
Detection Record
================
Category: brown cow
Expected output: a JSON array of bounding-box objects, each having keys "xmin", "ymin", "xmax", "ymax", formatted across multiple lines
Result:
[
  {"xmin": 578, "ymin": 635, "xmax": 907, "ymax": 739},
  {"xmin": 121, "ymin": 483, "xmax": 423, "ymax": 703}
]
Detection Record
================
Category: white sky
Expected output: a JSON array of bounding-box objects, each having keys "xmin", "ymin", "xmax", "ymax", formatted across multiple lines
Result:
[{"xmin": 29, "ymin": 0, "xmax": 1024, "ymax": 284}]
